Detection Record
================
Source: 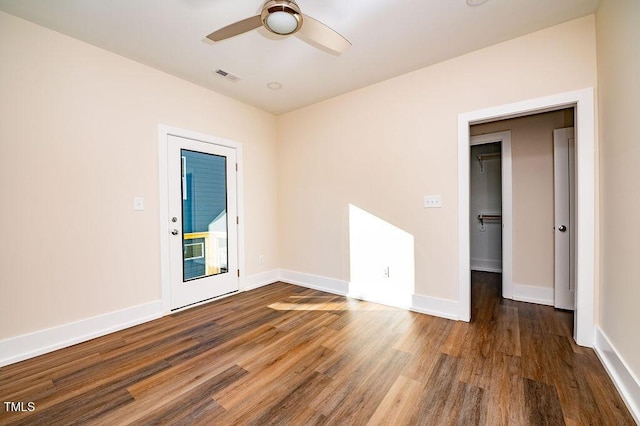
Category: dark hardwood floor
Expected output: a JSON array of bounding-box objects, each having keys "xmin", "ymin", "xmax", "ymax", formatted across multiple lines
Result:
[{"xmin": 0, "ymin": 272, "xmax": 635, "ymax": 425}]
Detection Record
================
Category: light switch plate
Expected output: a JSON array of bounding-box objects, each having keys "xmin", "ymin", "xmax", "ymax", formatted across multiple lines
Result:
[{"xmin": 424, "ymin": 195, "xmax": 442, "ymax": 208}]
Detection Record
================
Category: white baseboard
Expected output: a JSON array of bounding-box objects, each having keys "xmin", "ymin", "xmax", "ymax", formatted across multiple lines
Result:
[
  {"xmin": 471, "ymin": 258, "xmax": 502, "ymax": 273},
  {"xmin": 346, "ymin": 293, "xmax": 412, "ymax": 312},
  {"xmin": 0, "ymin": 301, "xmax": 163, "ymax": 367},
  {"xmin": 278, "ymin": 269, "xmax": 348, "ymax": 296},
  {"xmin": 279, "ymin": 269, "xmax": 459, "ymax": 321},
  {"xmin": 242, "ymin": 269, "xmax": 279, "ymax": 291},
  {"xmin": 512, "ymin": 283, "xmax": 554, "ymax": 306},
  {"xmin": 593, "ymin": 327, "xmax": 640, "ymax": 423},
  {"xmin": 411, "ymin": 294, "xmax": 459, "ymax": 320}
]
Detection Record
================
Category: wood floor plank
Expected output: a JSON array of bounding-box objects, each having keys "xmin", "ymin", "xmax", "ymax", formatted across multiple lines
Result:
[
  {"xmin": 3, "ymin": 347, "xmax": 178, "ymax": 422},
  {"xmin": 308, "ymin": 335, "xmax": 407, "ymax": 417},
  {"xmin": 322, "ymin": 349, "xmax": 411, "ymax": 425},
  {"xmin": 0, "ymin": 378, "xmax": 54, "ymax": 404},
  {"xmin": 1, "ymin": 354, "xmax": 99, "ymax": 403},
  {"xmin": 486, "ymin": 352, "xmax": 525, "ymax": 425},
  {"xmin": 519, "ymin": 310, "xmax": 553, "ymax": 385},
  {"xmin": 459, "ymin": 319, "xmax": 496, "ymax": 389},
  {"xmin": 212, "ymin": 327, "xmax": 330, "ymax": 410},
  {"xmin": 493, "ymin": 304, "xmax": 521, "ymax": 356},
  {"xmin": 235, "ymin": 313, "xmax": 334, "ymax": 373},
  {"xmin": 126, "ymin": 323, "xmax": 273, "ymax": 399},
  {"xmin": 366, "ymin": 375, "xmax": 424, "ymax": 426},
  {"xmin": 0, "ymin": 337, "xmax": 124, "ymax": 384},
  {"xmin": 90, "ymin": 365, "xmax": 245, "ymax": 425},
  {"xmin": 408, "ymin": 353, "xmax": 464, "ymax": 424},
  {"xmin": 546, "ymin": 334, "xmax": 605, "ymax": 424},
  {"xmin": 453, "ymin": 382, "xmax": 488, "ymax": 425},
  {"xmin": 400, "ymin": 338, "xmax": 441, "ymax": 383},
  {"xmin": 580, "ymin": 351, "xmax": 637, "ymax": 425},
  {"xmin": 392, "ymin": 313, "xmax": 433, "ymax": 353},
  {"xmin": 240, "ymin": 371, "xmax": 332, "ymax": 426},
  {"xmin": 212, "ymin": 370, "xmax": 316, "ymax": 424},
  {"xmin": 440, "ymin": 320, "xmax": 472, "ymax": 357},
  {"xmin": 523, "ymin": 377, "xmax": 566, "ymax": 425},
  {"xmin": 535, "ymin": 304, "xmax": 567, "ymax": 336},
  {"xmin": 125, "ymin": 365, "xmax": 244, "ymax": 426},
  {"xmin": 1, "ymin": 280, "xmax": 635, "ymax": 425}
]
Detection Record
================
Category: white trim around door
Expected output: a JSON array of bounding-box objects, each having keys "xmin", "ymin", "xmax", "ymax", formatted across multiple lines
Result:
[
  {"xmin": 158, "ymin": 125, "xmax": 245, "ymax": 314},
  {"xmin": 457, "ymin": 88, "xmax": 596, "ymax": 347}
]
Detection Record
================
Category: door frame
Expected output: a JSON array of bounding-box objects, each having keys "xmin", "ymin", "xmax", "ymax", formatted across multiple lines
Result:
[
  {"xmin": 158, "ymin": 125, "xmax": 245, "ymax": 314},
  {"xmin": 457, "ymin": 88, "xmax": 595, "ymax": 347},
  {"xmin": 469, "ymin": 131, "xmax": 513, "ymax": 300}
]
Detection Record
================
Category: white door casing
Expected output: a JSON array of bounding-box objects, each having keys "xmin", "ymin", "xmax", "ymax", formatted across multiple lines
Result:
[
  {"xmin": 458, "ymin": 88, "xmax": 595, "ymax": 347},
  {"xmin": 554, "ymin": 127, "xmax": 576, "ymax": 310}
]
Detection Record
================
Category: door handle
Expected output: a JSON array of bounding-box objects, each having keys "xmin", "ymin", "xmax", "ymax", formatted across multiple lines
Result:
[
  {"xmin": 558, "ymin": 225, "xmax": 567, "ymax": 232},
  {"xmin": 171, "ymin": 229, "xmax": 179, "ymax": 235}
]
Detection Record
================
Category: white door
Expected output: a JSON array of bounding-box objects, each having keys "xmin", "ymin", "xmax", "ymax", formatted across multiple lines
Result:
[
  {"xmin": 168, "ymin": 135, "xmax": 238, "ymax": 310},
  {"xmin": 553, "ymin": 127, "xmax": 575, "ymax": 310}
]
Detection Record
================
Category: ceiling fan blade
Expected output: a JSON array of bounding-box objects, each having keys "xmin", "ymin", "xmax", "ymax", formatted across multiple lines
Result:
[
  {"xmin": 298, "ymin": 14, "xmax": 351, "ymax": 55},
  {"xmin": 206, "ymin": 15, "xmax": 263, "ymax": 42}
]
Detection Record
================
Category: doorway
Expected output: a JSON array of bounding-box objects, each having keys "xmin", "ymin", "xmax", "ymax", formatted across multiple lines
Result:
[
  {"xmin": 159, "ymin": 126, "xmax": 244, "ymax": 313},
  {"xmin": 457, "ymin": 88, "xmax": 596, "ymax": 347},
  {"xmin": 471, "ymin": 110, "xmax": 574, "ymax": 309},
  {"xmin": 469, "ymin": 131, "xmax": 513, "ymax": 300}
]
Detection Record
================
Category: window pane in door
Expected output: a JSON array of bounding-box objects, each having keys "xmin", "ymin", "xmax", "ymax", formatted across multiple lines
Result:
[{"xmin": 180, "ymin": 149, "xmax": 228, "ymax": 281}]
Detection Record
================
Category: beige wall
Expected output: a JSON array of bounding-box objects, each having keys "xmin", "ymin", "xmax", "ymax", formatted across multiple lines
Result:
[
  {"xmin": 0, "ymin": 12, "xmax": 279, "ymax": 339},
  {"xmin": 278, "ymin": 16, "xmax": 597, "ymax": 300},
  {"xmin": 596, "ymin": 0, "xmax": 640, "ymax": 378},
  {"xmin": 471, "ymin": 110, "xmax": 573, "ymax": 289}
]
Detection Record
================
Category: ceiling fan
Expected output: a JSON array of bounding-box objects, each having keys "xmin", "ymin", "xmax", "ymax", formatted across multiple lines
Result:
[{"xmin": 206, "ymin": 0, "xmax": 351, "ymax": 55}]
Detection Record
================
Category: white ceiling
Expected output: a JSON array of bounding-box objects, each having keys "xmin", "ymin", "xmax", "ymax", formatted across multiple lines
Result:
[{"xmin": 0, "ymin": 0, "xmax": 599, "ymax": 114}]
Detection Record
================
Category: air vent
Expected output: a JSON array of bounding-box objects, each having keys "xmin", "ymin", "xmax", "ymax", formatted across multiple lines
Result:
[{"xmin": 214, "ymin": 69, "xmax": 241, "ymax": 82}]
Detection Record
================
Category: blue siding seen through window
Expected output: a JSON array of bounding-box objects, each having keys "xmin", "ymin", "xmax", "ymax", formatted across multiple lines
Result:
[{"xmin": 181, "ymin": 149, "xmax": 228, "ymax": 281}]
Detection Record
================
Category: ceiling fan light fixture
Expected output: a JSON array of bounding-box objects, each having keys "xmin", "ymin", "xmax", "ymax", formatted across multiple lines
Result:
[
  {"xmin": 206, "ymin": 0, "xmax": 350, "ymax": 55},
  {"xmin": 265, "ymin": 11, "xmax": 299, "ymax": 34},
  {"xmin": 261, "ymin": 1, "xmax": 302, "ymax": 35}
]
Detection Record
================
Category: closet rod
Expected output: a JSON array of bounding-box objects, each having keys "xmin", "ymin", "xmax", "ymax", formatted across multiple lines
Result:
[
  {"xmin": 477, "ymin": 152, "xmax": 501, "ymax": 161},
  {"xmin": 477, "ymin": 214, "xmax": 502, "ymax": 226}
]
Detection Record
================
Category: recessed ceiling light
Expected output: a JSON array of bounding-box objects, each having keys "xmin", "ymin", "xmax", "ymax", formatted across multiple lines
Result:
[
  {"xmin": 467, "ymin": 0, "xmax": 489, "ymax": 6},
  {"xmin": 267, "ymin": 82, "xmax": 283, "ymax": 90}
]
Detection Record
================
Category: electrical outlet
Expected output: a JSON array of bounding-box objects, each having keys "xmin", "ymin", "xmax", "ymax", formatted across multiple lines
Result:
[
  {"xmin": 383, "ymin": 267, "xmax": 390, "ymax": 278},
  {"xmin": 258, "ymin": 255, "xmax": 265, "ymax": 265},
  {"xmin": 133, "ymin": 197, "xmax": 144, "ymax": 211}
]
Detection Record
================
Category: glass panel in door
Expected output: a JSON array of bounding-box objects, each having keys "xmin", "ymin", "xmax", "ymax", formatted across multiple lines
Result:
[{"xmin": 181, "ymin": 149, "xmax": 228, "ymax": 281}]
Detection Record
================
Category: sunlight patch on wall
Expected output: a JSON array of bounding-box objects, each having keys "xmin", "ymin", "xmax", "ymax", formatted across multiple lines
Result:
[{"xmin": 348, "ymin": 204, "xmax": 415, "ymax": 309}]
